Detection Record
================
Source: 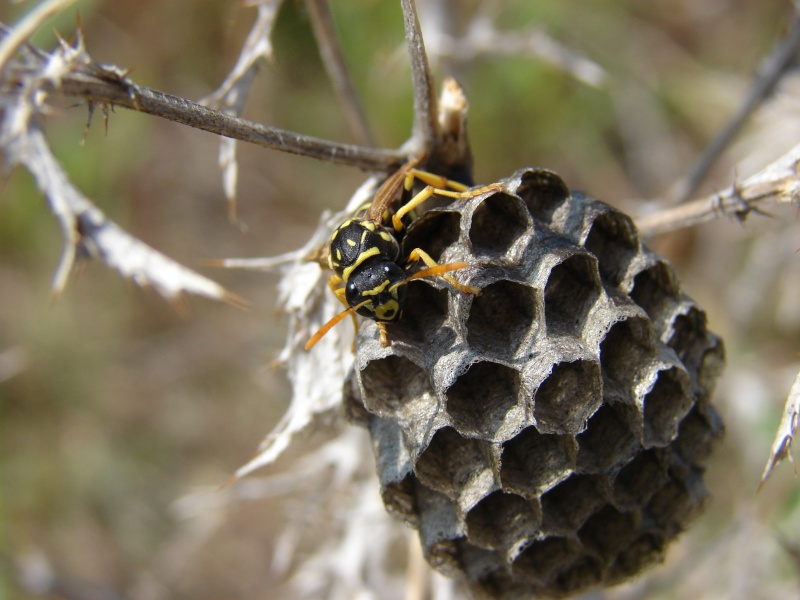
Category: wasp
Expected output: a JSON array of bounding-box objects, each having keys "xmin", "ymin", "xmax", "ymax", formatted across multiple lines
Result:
[{"xmin": 305, "ymin": 157, "xmax": 502, "ymax": 350}]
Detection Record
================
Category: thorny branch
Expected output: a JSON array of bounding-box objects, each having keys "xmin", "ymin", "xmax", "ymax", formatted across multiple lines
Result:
[
  {"xmin": 667, "ymin": 3, "xmax": 800, "ymax": 204},
  {"xmin": 1, "ymin": 17, "xmax": 404, "ymax": 173},
  {"xmin": 0, "ymin": 0, "xmax": 77, "ymax": 73},
  {"xmin": 0, "ymin": 26, "xmax": 246, "ymax": 306},
  {"xmin": 200, "ymin": 0, "xmax": 283, "ymax": 221},
  {"xmin": 401, "ymin": 0, "xmax": 439, "ymax": 156},
  {"xmin": 54, "ymin": 71, "xmax": 404, "ymax": 171},
  {"xmin": 434, "ymin": 11, "xmax": 606, "ymax": 88},
  {"xmin": 635, "ymin": 143, "xmax": 800, "ymax": 237},
  {"xmin": 305, "ymin": 0, "xmax": 375, "ymax": 147}
]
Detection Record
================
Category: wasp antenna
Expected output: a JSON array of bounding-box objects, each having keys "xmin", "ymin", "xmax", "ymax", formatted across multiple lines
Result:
[
  {"xmin": 305, "ymin": 308, "xmax": 354, "ymax": 350},
  {"xmin": 305, "ymin": 299, "xmax": 371, "ymax": 350}
]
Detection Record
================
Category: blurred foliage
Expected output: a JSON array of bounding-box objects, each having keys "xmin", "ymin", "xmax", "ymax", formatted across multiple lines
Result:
[{"xmin": 2, "ymin": 0, "xmax": 800, "ymax": 599}]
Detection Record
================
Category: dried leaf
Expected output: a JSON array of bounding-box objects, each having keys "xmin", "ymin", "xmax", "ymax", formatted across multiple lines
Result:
[
  {"xmin": 760, "ymin": 369, "xmax": 800, "ymax": 489},
  {"xmin": 201, "ymin": 0, "xmax": 283, "ymax": 218},
  {"xmin": 0, "ymin": 24, "xmax": 245, "ymax": 308},
  {"xmin": 228, "ymin": 177, "xmax": 383, "ymax": 479}
]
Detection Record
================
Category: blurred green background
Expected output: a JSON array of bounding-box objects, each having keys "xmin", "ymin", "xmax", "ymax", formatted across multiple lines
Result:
[{"xmin": 2, "ymin": 0, "xmax": 800, "ymax": 598}]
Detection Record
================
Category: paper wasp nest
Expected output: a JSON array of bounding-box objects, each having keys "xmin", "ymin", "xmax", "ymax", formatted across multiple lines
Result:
[{"xmin": 344, "ymin": 168, "xmax": 724, "ymax": 598}]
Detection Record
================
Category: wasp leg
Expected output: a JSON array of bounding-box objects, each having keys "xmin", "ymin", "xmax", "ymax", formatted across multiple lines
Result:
[
  {"xmin": 378, "ymin": 322, "xmax": 390, "ymax": 347},
  {"xmin": 406, "ymin": 248, "xmax": 481, "ymax": 295},
  {"xmin": 406, "ymin": 169, "xmax": 469, "ymax": 193},
  {"xmin": 328, "ymin": 274, "xmax": 346, "ymax": 302},
  {"xmin": 328, "ymin": 274, "xmax": 359, "ymax": 347},
  {"xmin": 392, "ymin": 181, "xmax": 504, "ymax": 232}
]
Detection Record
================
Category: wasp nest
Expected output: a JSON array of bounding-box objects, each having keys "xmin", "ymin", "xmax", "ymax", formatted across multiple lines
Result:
[{"xmin": 343, "ymin": 168, "xmax": 724, "ymax": 598}]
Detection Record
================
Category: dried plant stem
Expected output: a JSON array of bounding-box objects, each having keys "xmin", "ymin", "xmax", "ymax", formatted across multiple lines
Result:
[
  {"xmin": 54, "ymin": 73, "xmax": 403, "ymax": 170},
  {"xmin": 668, "ymin": 7, "xmax": 800, "ymax": 204},
  {"xmin": 305, "ymin": 0, "xmax": 375, "ymax": 147},
  {"xmin": 401, "ymin": 0, "xmax": 439, "ymax": 152},
  {"xmin": 0, "ymin": 0, "xmax": 77, "ymax": 74},
  {"xmin": 636, "ymin": 143, "xmax": 800, "ymax": 236}
]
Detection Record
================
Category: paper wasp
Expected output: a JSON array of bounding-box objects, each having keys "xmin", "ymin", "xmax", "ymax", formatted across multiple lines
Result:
[{"xmin": 305, "ymin": 158, "xmax": 501, "ymax": 349}]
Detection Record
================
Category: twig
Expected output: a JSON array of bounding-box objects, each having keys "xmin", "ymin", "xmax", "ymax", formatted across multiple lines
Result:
[
  {"xmin": 0, "ymin": 0, "xmax": 77, "ymax": 75},
  {"xmin": 438, "ymin": 14, "xmax": 606, "ymax": 88},
  {"xmin": 635, "ymin": 143, "xmax": 800, "ymax": 236},
  {"xmin": 668, "ymin": 7, "xmax": 800, "ymax": 204},
  {"xmin": 400, "ymin": 0, "xmax": 438, "ymax": 154},
  {"xmin": 305, "ymin": 0, "xmax": 375, "ymax": 147},
  {"xmin": 1, "ymin": 21, "xmax": 404, "ymax": 172},
  {"xmin": 56, "ymin": 71, "xmax": 403, "ymax": 170},
  {"xmin": 201, "ymin": 0, "xmax": 283, "ymax": 221}
]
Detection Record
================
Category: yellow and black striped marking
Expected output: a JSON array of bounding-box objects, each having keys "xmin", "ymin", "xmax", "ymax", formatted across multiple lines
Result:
[{"xmin": 306, "ymin": 158, "xmax": 503, "ymax": 350}]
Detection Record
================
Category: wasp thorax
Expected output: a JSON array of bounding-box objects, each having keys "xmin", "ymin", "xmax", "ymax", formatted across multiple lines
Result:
[
  {"xmin": 329, "ymin": 219, "xmax": 400, "ymax": 281},
  {"xmin": 345, "ymin": 261, "xmax": 407, "ymax": 322}
]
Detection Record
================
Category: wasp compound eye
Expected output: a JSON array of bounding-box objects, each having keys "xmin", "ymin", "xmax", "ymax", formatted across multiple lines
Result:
[{"xmin": 345, "ymin": 261, "xmax": 407, "ymax": 322}]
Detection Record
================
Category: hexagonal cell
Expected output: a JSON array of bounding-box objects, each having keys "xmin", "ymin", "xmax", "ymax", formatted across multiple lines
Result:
[
  {"xmin": 465, "ymin": 490, "xmax": 541, "ymax": 551},
  {"xmin": 414, "ymin": 426, "xmax": 498, "ymax": 501},
  {"xmin": 667, "ymin": 305, "xmax": 724, "ymax": 389},
  {"xmin": 608, "ymin": 533, "xmax": 665, "ymax": 583},
  {"xmin": 445, "ymin": 361, "xmax": 522, "ymax": 439},
  {"xmin": 671, "ymin": 403, "xmax": 724, "ymax": 467},
  {"xmin": 544, "ymin": 253, "xmax": 602, "ymax": 338},
  {"xmin": 511, "ymin": 535, "xmax": 582, "ymax": 585},
  {"xmin": 600, "ymin": 316, "xmax": 655, "ymax": 387},
  {"xmin": 645, "ymin": 475, "xmax": 707, "ymax": 536},
  {"xmin": 342, "ymin": 367, "xmax": 370, "ymax": 426},
  {"xmin": 577, "ymin": 504, "xmax": 638, "ymax": 561},
  {"xmin": 370, "ymin": 415, "xmax": 417, "ymax": 522},
  {"xmin": 457, "ymin": 538, "xmax": 507, "ymax": 582},
  {"xmin": 466, "ymin": 279, "xmax": 540, "ymax": 360},
  {"xmin": 500, "ymin": 426, "xmax": 577, "ymax": 497},
  {"xmin": 576, "ymin": 403, "xmax": 639, "ymax": 474},
  {"xmin": 402, "ymin": 209, "xmax": 462, "ymax": 263},
  {"xmin": 583, "ymin": 209, "xmax": 639, "ymax": 286},
  {"xmin": 540, "ymin": 474, "xmax": 608, "ymax": 533},
  {"xmin": 474, "ymin": 566, "xmax": 519, "ymax": 600},
  {"xmin": 629, "ymin": 260, "xmax": 679, "ymax": 327},
  {"xmin": 698, "ymin": 334, "xmax": 726, "ymax": 398},
  {"xmin": 468, "ymin": 193, "xmax": 531, "ymax": 257},
  {"xmin": 514, "ymin": 168, "xmax": 570, "ymax": 225},
  {"xmin": 380, "ymin": 473, "xmax": 418, "ymax": 525},
  {"xmin": 551, "ymin": 553, "xmax": 605, "ymax": 597},
  {"xmin": 667, "ymin": 305, "xmax": 706, "ymax": 362},
  {"xmin": 360, "ymin": 354, "xmax": 435, "ymax": 417},
  {"xmin": 642, "ymin": 367, "xmax": 694, "ymax": 448},
  {"xmin": 416, "ymin": 484, "xmax": 465, "ymax": 574},
  {"xmin": 612, "ymin": 449, "xmax": 670, "ymax": 510},
  {"xmin": 532, "ymin": 359, "xmax": 603, "ymax": 435},
  {"xmin": 387, "ymin": 280, "xmax": 449, "ymax": 345}
]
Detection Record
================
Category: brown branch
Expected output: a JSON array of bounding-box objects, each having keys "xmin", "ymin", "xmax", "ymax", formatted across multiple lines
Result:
[
  {"xmin": 54, "ymin": 70, "xmax": 402, "ymax": 171},
  {"xmin": 635, "ymin": 143, "xmax": 800, "ymax": 236},
  {"xmin": 305, "ymin": 0, "xmax": 375, "ymax": 147},
  {"xmin": 400, "ymin": 0, "xmax": 438, "ymax": 153},
  {"xmin": 668, "ymin": 7, "xmax": 800, "ymax": 204}
]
